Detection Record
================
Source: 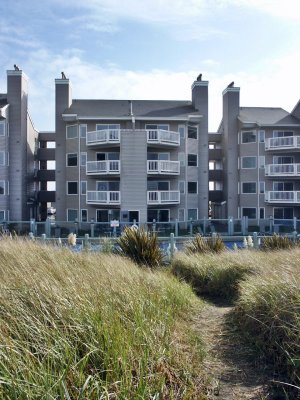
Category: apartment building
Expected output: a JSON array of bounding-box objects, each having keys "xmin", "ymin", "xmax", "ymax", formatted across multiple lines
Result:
[
  {"xmin": 55, "ymin": 74, "xmax": 209, "ymax": 224},
  {"xmin": 209, "ymin": 84, "xmax": 300, "ymax": 224}
]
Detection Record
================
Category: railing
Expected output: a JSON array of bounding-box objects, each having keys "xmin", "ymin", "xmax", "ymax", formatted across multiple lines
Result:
[
  {"xmin": 86, "ymin": 129, "xmax": 120, "ymax": 146},
  {"xmin": 265, "ymin": 163, "xmax": 300, "ymax": 176},
  {"xmin": 147, "ymin": 190, "xmax": 180, "ymax": 204},
  {"xmin": 147, "ymin": 160, "xmax": 180, "ymax": 175},
  {"xmin": 265, "ymin": 136, "xmax": 300, "ymax": 150},
  {"xmin": 86, "ymin": 160, "xmax": 120, "ymax": 175},
  {"xmin": 86, "ymin": 191, "xmax": 120, "ymax": 204},
  {"xmin": 147, "ymin": 129, "xmax": 180, "ymax": 146},
  {"xmin": 265, "ymin": 191, "xmax": 300, "ymax": 203}
]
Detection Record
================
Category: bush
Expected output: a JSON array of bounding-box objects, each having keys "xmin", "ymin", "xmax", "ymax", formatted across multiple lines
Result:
[
  {"xmin": 232, "ymin": 262, "xmax": 300, "ymax": 396},
  {"xmin": 171, "ymin": 253, "xmax": 253, "ymax": 302},
  {"xmin": 261, "ymin": 234, "xmax": 296, "ymax": 250},
  {"xmin": 116, "ymin": 226, "xmax": 164, "ymax": 267},
  {"xmin": 185, "ymin": 234, "xmax": 226, "ymax": 255}
]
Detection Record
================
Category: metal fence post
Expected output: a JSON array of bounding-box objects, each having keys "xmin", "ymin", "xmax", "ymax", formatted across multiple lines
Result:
[
  {"xmin": 175, "ymin": 218, "xmax": 178, "ymax": 237},
  {"xmin": 45, "ymin": 218, "xmax": 51, "ymax": 238},
  {"xmin": 84, "ymin": 233, "xmax": 89, "ymax": 248},
  {"xmin": 170, "ymin": 233, "xmax": 175, "ymax": 260},
  {"xmin": 189, "ymin": 219, "xmax": 193, "ymax": 236}
]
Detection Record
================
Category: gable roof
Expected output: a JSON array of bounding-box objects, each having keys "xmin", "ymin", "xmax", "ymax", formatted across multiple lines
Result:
[
  {"xmin": 63, "ymin": 99, "xmax": 200, "ymax": 120},
  {"xmin": 238, "ymin": 107, "xmax": 292, "ymax": 125}
]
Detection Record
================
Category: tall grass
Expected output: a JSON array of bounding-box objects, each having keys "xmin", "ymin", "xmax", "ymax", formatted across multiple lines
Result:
[
  {"xmin": 185, "ymin": 234, "xmax": 226, "ymax": 254},
  {"xmin": 0, "ymin": 239, "xmax": 206, "ymax": 399},
  {"xmin": 171, "ymin": 252, "xmax": 253, "ymax": 302}
]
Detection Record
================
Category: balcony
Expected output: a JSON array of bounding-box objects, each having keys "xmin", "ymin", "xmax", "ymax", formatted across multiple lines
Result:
[
  {"xmin": 147, "ymin": 160, "xmax": 180, "ymax": 175},
  {"xmin": 86, "ymin": 191, "xmax": 121, "ymax": 205},
  {"xmin": 86, "ymin": 129, "xmax": 120, "ymax": 146},
  {"xmin": 265, "ymin": 191, "xmax": 300, "ymax": 203},
  {"xmin": 86, "ymin": 160, "xmax": 120, "ymax": 175},
  {"xmin": 147, "ymin": 129, "xmax": 180, "ymax": 147},
  {"xmin": 265, "ymin": 163, "xmax": 300, "ymax": 177},
  {"xmin": 147, "ymin": 190, "xmax": 180, "ymax": 205},
  {"xmin": 265, "ymin": 136, "xmax": 300, "ymax": 151}
]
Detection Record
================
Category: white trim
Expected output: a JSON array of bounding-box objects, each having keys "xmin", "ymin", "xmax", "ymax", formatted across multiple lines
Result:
[
  {"xmin": 80, "ymin": 181, "xmax": 87, "ymax": 195},
  {"xmin": 67, "ymin": 208, "xmax": 78, "ymax": 222},
  {"xmin": 66, "ymin": 152, "xmax": 78, "ymax": 167},
  {"xmin": 241, "ymin": 182, "xmax": 257, "ymax": 194},
  {"xmin": 66, "ymin": 124, "xmax": 78, "ymax": 139},
  {"xmin": 66, "ymin": 181, "xmax": 78, "ymax": 195},
  {"xmin": 187, "ymin": 181, "xmax": 198, "ymax": 194},
  {"xmin": 187, "ymin": 208, "xmax": 198, "ymax": 220},
  {"xmin": 76, "ymin": 116, "xmax": 191, "ymax": 121},
  {"xmin": 241, "ymin": 130, "xmax": 256, "ymax": 144},
  {"xmin": 259, "ymin": 207, "xmax": 265, "ymax": 219},
  {"xmin": 81, "ymin": 209, "xmax": 88, "ymax": 222},
  {"xmin": 241, "ymin": 156, "xmax": 256, "ymax": 169},
  {"xmin": 241, "ymin": 207, "xmax": 257, "ymax": 219},
  {"xmin": 187, "ymin": 153, "xmax": 198, "ymax": 167}
]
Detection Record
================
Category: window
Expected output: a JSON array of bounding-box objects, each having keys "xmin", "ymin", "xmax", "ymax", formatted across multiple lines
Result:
[
  {"xmin": 178, "ymin": 125, "xmax": 185, "ymax": 139},
  {"xmin": 242, "ymin": 208, "xmax": 256, "ymax": 219},
  {"xmin": 67, "ymin": 209, "xmax": 78, "ymax": 221},
  {"xmin": 0, "ymin": 151, "xmax": 5, "ymax": 166},
  {"xmin": 96, "ymin": 209, "xmax": 120, "ymax": 222},
  {"xmin": 147, "ymin": 209, "xmax": 169, "ymax": 222},
  {"xmin": 96, "ymin": 152, "xmax": 120, "ymax": 161},
  {"xmin": 96, "ymin": 181, "xmax": 120, "ymax": 191},
  {"xmin": 146, "ymin": 124, "xmax": 169, "ymax": 130},
  {"xmin": 96, "ymin": 124, "xmax": 120, "ymax": 131},
  {"xmin": 273, "ymin": 131, "xmax": 294, "ymax": 138},
  {"xmin": 242, "ymin": 182, "xmax": 256, "ymax": 194},
  {"xmin": 273, "ymin": 182, "xmax": 294, "ymax": 191},
  {"xmin": 0, "ymin": 181, "xmax": 5, "ymax": 195},
  {"xmin": 188, "ymin": 181, "xmax": 197, "ymax": 194},
  {"xmin": 67, "ymin": 153, "xmax": 77, "ymax": 167},
  {"xmin": 259, "ymin": 156, "xmax": 265, "ymax": 169},
  {"xmin": 188, "ymin": 125, "xmax": 197, "ymax": 139},
  {"xmin": 147, "ymin": 181, "xmax": 169, "ymax": 191},
  {"xmin": 80, "ymin": 124, "xmax": 87, "ymax": 139},
  {"xmin": 0, "ymin": 210, "xmax": 5, "ymax": 221},
  {"xmin": 273, "ymin": 156, "xmax": 293, "ymax": 164},
  {"xmin": 241, "ymin": 156, "xmax": 256, "ymax": 169},
  {"xmin": 188, "ymin": 208, "xmax": 198, "ymax": 220},
  {"xmin": 242, "ymin": 131, "xmax": 256, "ymax": 143},
  {"xmin": 0, "ymin": 122, "xmax": 5, "ymax": 136},
  {"xmin": 80, "ymin": 152, "xmax": 87, "ymax": 167},
  {"xmin": 81, "ymin": 209, "xmax": 88, "ymax": 222},
  {"xmin": 259, "ymin": 130, "xmax": 265, "ymax": 143},
  {"xmin": 147, "ymin": 152, "xmax": 169, "ymax": 160},
  {"xmin": 188, "ymin": 154, "xmax": 198, "ymax": 166},
  {"xmin": 178, "ymin": 208, "xmax": 185, "ymax": 221},
  {"xmin": 178, "ymin": 152, "xmax": 185, "ymax": 167},
  {"xmin": 259, "ymin": 182, "xmax": 265, "ymax": 194},
  {"xmin": 260, "ymin": 208, "xmax": 265, "ymax": 219},
  {"xmin": 81, "ymin": 181, "xmax": 87, "ymax": 195},
  {"xmin": 274, "ymin": 207, "xmax": 293, "ymax": 219},
  {"xmin": 67, "ymin": 181, "xmax": 78, "ymax": 195},
  {"xmin": 179, "ymin": 181, "xmax": 185, "ymax": 194},
  {"xmin": 66, "ymin": 125, "xmax": 78, "ymax": 139}
]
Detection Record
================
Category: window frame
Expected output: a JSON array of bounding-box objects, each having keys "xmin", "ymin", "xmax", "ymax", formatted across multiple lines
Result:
[
  {"xmin": 67, "ymin": 181, "xmax": 78, "ymax": 195},
  {"xmin": 187, "ymin": 181, "xmax": 198, "ymax": 194},
  {"xmin": 187, "ymin": 154, "xmax": 198, "ymax": 167},
  {"xmin": 241, "ymin": 156, "xmax": 256, "ymax": 169},
  {"xmin": 66, "ymin": 153, "xmax": 78, "ymax": 167},
  {"xmin": 0, "ymin": 180, "xmax": 5, "ymax": 195},
  {"xmin": 241, "ymin": 130, "xmax": 256, "ymax": 144},
  {"xmin": 242, "ymin": 207, "xmax": 257, "ymax": 219},
  {"xmin": 66, "ymin": 124, "xmax": 78, "ymax": 139},
  {"xmin": 242, "ymin": 182, "xmax": 257, "ymax": 194},
  {"xmin": 67, "ymin": 209, "xmax": 78, "ymax": 222},
  {"xmin": 187, "ymin": 208, "xmax": 198, "ymax": 220}
]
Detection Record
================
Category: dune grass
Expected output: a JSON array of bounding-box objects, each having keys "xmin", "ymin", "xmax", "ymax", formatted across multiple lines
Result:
[{"xmin": 0, "ymin": 238, "xmax": 206, "ymax": 399}]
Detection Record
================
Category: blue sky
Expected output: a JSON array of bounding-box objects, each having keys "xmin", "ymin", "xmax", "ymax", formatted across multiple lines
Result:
[{"xmin": 0, "ymin": 0, "xmax": 300, "ymax": 131}]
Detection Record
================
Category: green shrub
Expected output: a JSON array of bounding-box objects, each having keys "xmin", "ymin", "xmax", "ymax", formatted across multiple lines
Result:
[
  {"xmin": 116, "ymin": 226, "xmax": 164, "ymax": 267},
  {"xmin": 232, "ymin": 264, "xmax": 300, "ymax": 396},
  {"xmin": 261, "ymin": 233, "xmax": 296, "ymax": 250},
  {"xmin": 185, "ymin": 234, "xmax": 225, "ymax": 254},
  {"xmin": 171, "ymin": 253, "xmax": 252, "ymax": 302}
]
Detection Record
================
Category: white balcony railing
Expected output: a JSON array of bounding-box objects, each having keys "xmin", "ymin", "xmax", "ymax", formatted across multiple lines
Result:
[
  {"xmin": 265, "ymin": 136, "xmax": 300, "ymax": 150},
  {"xmin": 265, "ymin": 163, "xmax": 300, "ymax": 176},
  {"xmin": 147, "ymin": 190, "xmax": 180, "ymax": 204},
  {"xmin": 86, "ymin": 160, "xmax": 120, "ymax": 175},
  {"xmin": 86, "ymin": 129, "xmax": 120, "ymax": 146},
  {"xmin": 86, "ymin": 191, "xmax": 120, "ymax": 204},
  {"xmin": 265, "ymin": 191, "xmax": 300, "ymax": 203},
  {"xmin": 147, "ymin": 129, "xmax": 180, "ymax": 146},
  {"xmin": 147, "ymin": 160, "xmax": 180, "ymax": 175}
]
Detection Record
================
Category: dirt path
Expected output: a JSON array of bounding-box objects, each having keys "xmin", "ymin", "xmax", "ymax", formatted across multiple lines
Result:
[{"xmin": 195, "ymin": 302, "xmax": 270, "ymax": 399}]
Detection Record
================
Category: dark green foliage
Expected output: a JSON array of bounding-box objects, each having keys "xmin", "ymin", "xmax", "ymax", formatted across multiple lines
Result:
[
  {"xmin": 172, "ymin": 254, "xmax": 252, "ymax": 302},
  {"xmin": 261, "ymin": 234, "xmax": 296, "ymax": 250},
  {"xmin": 116, "ymin": 227, "xmax": 164, "ymax": 268},
  {"xmin": 185, "ymin": 234, "xmax": 226, "ymax": 254}
]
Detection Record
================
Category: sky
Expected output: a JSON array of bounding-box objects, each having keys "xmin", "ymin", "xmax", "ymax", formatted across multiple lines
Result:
[{"xmin": 0, "ymin": 0, "xmax": 300, "ymax": 132}]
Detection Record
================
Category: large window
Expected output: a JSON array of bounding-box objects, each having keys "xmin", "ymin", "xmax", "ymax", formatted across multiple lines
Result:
[
  {"xmin": 96, "ymin": 181, "xmax": 120, "ymax": 191},
  {"xmin": 66, "ymin": 125, "xmax": 78, "ymax": 139},
  {"xmin": 274, "ymin": 207, "xmax": 293, "ymax": 219},
  {"xmin": 67, "ymin": 153, "xmax": 78, "ymax": 167},
  {"xmin": 67, "ymin": 209, "xmax": 78, "ymax": 221},
  {"xmin": 67, "ymin": 181, "xmax": 78, "ymax": 195},
  {"xmin": 188, "ymin": 154, "xmax": 198, "ymax": 166},
  {"xmin": 241, "ymin": 156, "xmax": 256, "ymax": 169},
  {"xmin": 273, "ymin": 131, "xmax": 294, "ymax": 138},
  {"xmin": 273, "ymin": 182, "xmax": 294, "ymax": 191},
  {"xmin": 0, "ymin": 181, "xmax": 5, "ymax": 195},
  {"xmin": 242, "ymin": 182, "xmax": 256, "ymax": 194},
  {"xmin": 241, "ymin": 131, "xmax": 256, "ymax": 143},
  {"xmin": 147, "ymin": 152, "xmax": 169, "ymax": 160},
  {"xmin": 96, "ymin": 152, "xmax": 120, "ymax": 161},
  {"xmin": 242, "ymin": 207, "xmax": 256, "ymax": 219},
  {"xmin": 188, "ymin": 208, "xmax": 198, "ymax": 220},
  {"xmin": 146, "ymin": 124, "xmax": 169, "ymax": 131},
  {"xmin": 0, "ymin": 122, "xmax": 5, "ymax": 136},
  {"xmin": 188, "ymin": 181, "xmax": 197, "ymax": 194},
  {"xmin": 96, "ymin": 209, "xmax": 120, "ymax": 222},
  {"xmin": 147, "ymin": 181, "xmax": 169, "ymax": 190},
  {"xmin": 187, "ymin": 125, "xmax": 197, "ymax": 139},
  {"xmin": 96, "ymin": 124, "xmax": 120, "ymax": 131},
  {"xmin": 147, "ymin": 209, "xmax": 169, "ymax": 222},
  {"xmin": 273, "ymin": 156, "xmax": 293, "ymax": 164}
]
